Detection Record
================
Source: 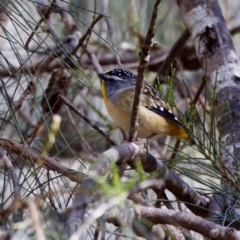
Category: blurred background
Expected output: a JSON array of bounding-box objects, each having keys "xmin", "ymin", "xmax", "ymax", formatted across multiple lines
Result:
[{"xmin": 0, "ymin": 0, "xmax": 240, "ymax": 239}]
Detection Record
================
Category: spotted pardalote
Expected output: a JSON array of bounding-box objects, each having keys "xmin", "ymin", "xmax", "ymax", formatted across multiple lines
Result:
[{"xmin": 99, "ymin": 69, "xmax": 192, "ymax": 143}]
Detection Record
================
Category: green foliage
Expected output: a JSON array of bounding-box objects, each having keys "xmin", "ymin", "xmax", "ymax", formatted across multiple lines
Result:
[
  {"xmin": 97, "ymin": 159, "xmax": 145, "ymax": 197},
  {"xmin": 155, "ymin": 77, "xmax": 163, "ymax": 96},
  {"xmin": 164, "ymin": 64, "xmax": 176, "ymax": 108}
]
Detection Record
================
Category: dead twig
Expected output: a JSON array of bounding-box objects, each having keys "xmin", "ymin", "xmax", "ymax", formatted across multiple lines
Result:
[
  {"xmin": 137, "ymin": 206, "xmax": 240, "ymax": 240},
  {"xmin": 72, "ymin": 15, "xmax": 103, "ymax": 56},
  {"xmin": 28, "ymin": 199, "xmax": 46, "ymax": 240},
  {"xmin": 0, "ymin": 149, "xmax": 20, "ymax": 200},
  {"xmin": 155, "ymin": 29, "xmax": 190, "ymax": 85},
  {"xmin": 65, "ymin": 106, "xmax": 97, "ymax": 157},
  {"xmin": 58, "ymin": 94, "xmax": 116, "ymax": 146},
  {"xmin": 0, "ymin": 149, "xmax": 23, "ymax": 222},
  {"xmin": 0, "ymin": 138, "xmax": 84, "ymax": 183},
  {"xmin": 69, "ymin": 142, "xmax": 208, "ymax": 231},
  {"xmin": 104, "ymin": 16, "xmax": 122, "ymax": 68},
  {"xmin": 129, "ymin": 0, "xmax": 162, "ymax": 142},
  {"xmin": 25, "ymin": 0, "xmax": 56, "ymax": 49}
]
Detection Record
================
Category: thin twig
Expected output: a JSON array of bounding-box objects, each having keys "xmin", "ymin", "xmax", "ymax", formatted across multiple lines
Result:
[
  {"xmin": 91, "ymin": 225, "xmax": 130, "ymax": 239},
  {"xmin": 104, "ymin": 17, "xmax": 122, "ymax": 68},
  {"xmin": 79, "ymin": 7, "xmax": 102, "ymax": 61},
  {"xmin": 25, "ymin": 0, "xmax": 56, "ymax": 49},
  {"xmin": 170, "ymin": 57, "xmax": 208, "ymax": 159},
  {"xmin": 58, "ymin": 94, "xmax": 116, "ymax": 146},
  {"xmin": 153, "ymin": 187, "xmax": 175, "ymax": 210},
  {"xmin": 65, "ymin": 106, "xmax": 97, "ymax": 157},
  {"xmin": 0, "ymin": 149, "xmax": 23, "ymax": 222},
  {"xmin": 0, "ymin": 138, "xmax": 84, "ymax": 183},
  {"xmin": 0, "ymin": 149, "xmax": 20, "ymax": 199},
  {"xmin": 93, "ymin": 222, "xmax": 100, "ymax": 240},
  {"xmin": 192, "ymin": 74, "xmax": 208, "ymax": 105},
  {"xmin": 230, "ymin": 25, "xmax": 240, "ymax": 36},
  {"xmin": 28, "ymin": 199, "xmax": 46, "ymax": 240},
  {"xmin": 0, "ymin": 80, "xmax": 36, "ymax": 137},
  {"xmin": 170, "ymin": 139, "xmax": 181, "ymax": 160},
  {"xmin": 84, "ymin": 47, "xmax": 103, "ymax": 73},
  {"xmin": 155, "ymin": 29, "xmax": 190, "ymax": 84},
  {"xmin": 129, "ymin": 0, "xmax": 162, "ymax": 142},
  {"xmin": 72, "ymin": 14, "xmax": 103, "ymax": 55}
]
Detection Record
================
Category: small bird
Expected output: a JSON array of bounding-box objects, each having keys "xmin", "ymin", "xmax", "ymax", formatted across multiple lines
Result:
[{"xmin": 98, "ymin": 69, "xmax": 192, "ymax": 143}]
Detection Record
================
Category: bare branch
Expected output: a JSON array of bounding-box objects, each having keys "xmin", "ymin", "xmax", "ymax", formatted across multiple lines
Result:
[
  {"xmin": 72, "ymin": 14, "xmax": 103, "ymax": 55},
  {"xmin": 104, "ymin": 16, "xmax": 122, "ymax": 68},
  {"xmin": 0, "ymin": 149, "xmax": 20, "ymax": 199},
  {"xmin": 28, "ymin": 199, "xmax": 46, "ymax": 240},
  {"xmin": 156, "ymin": 29, "xmax": 190, "ymax": 84},
  {"xmin": 137, "ymin": 205, "xmax": 240, "ymax": 240},
  {"xmin": 25, "ymin": 0, "xmax": 56, "ymax": 49},
  {"xmin": 0, "ymin": 139, "xmax": 83, "ymax": 183},
  {"xmin": 58, "ymin": 94, "xmax": 116, "ymax": 146},
  {"xmin": 69, "ymin": 142, "xmax": 208, "ymax": 231},
  {"xmin": 129, "ymin": 0, "xmax": 162, "ymax": 142}
]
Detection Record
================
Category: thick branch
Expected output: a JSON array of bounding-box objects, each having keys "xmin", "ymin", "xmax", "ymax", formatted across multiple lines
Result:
[
  {"xmin": 137, "ymin": 206, "xmax": 240, "ymax": 240},
  {"xmin": 106, "ymin": 205, "xmax": 240, "ymax": 240},
  {"xmin": 70, "ymin": 142, "xmax": 208, "ymax": 223},
  {"xmin": 0, "ymin": 139, "xmax": 84, "ymax": 183}
]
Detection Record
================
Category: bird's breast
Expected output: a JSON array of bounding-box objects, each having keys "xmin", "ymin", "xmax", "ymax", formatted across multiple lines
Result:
[
  {"xmin": 104, "ymin": 100, "xmax": 157, "ymax": 138},
  {"xmin": 105, "ymin": 100, "xmax": 131, "ymax": 133}
]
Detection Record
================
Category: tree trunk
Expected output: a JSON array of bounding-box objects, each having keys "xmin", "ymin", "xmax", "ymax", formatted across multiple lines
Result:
[{"xmin": 179, "ymin": 0, "xmax": 240, "ymax": 183}]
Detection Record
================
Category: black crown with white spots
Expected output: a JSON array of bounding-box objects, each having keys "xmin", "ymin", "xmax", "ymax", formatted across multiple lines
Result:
[{"xmin": 105, "ymin": 69, "xmax": 137, "ymax": 80}]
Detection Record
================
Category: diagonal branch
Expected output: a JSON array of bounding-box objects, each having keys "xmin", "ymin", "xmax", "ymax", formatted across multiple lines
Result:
[
  {"xmin": 69, "ymin": 141, "xmax": 208, "ymax": 232},
  {"xmin": 58, "ymin": 94, "xmax": 116, "ymax": 146},
  {"xmin": 0, "ymin": 139, "xmax": 84, "ymax": 183}
]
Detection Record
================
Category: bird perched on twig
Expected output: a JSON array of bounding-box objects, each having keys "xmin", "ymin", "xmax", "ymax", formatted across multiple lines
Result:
[{"xmin": 98, "ymin": 69, "xmax": 193, "ymax": 144}]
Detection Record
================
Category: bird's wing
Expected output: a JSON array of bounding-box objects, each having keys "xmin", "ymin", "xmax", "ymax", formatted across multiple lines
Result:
[
  {"xmin": 140, "ymin": 82, "xmax": 184, "ymax": 127},
  {"xmin": 118, "ymin": 81, "xmax": 185, "ymax": 127}
]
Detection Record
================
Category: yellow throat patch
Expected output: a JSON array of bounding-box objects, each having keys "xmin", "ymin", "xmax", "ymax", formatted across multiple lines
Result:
[{"xmin": 101, "ymin": 81, "xmax": 108, "ymax": 103}]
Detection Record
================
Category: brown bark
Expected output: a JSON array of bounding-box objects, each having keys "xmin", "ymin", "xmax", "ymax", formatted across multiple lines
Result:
[
  {"xmin": 179, "ymin": 0, "xmax": 240, "ymax": 229},
  {"xmin": 179, "ymin": 0, "xmax": 240, "ymax": 182},
  {"xmin": 137, "ymin": 206, "xmax": 240, "ymax": 240}
]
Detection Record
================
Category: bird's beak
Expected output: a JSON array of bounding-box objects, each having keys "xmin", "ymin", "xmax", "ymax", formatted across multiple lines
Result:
[
  {"xmin": 98, "ymin": 73, "xmax": 113, "ymax": 82},
  {"xmin": 98, "ymin": 73, "xmax": 105, "ymax": 80}
]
